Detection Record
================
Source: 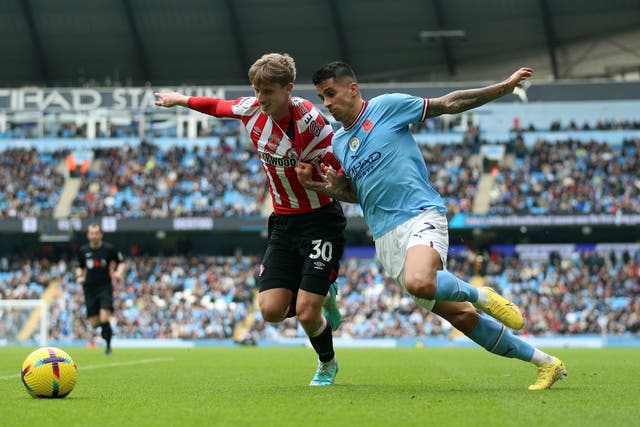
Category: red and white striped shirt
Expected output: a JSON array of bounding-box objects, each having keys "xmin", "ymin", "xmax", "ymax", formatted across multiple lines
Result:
[{"xmin": 188, "ymin": 96, "xmax": 340, "ymax": 214}]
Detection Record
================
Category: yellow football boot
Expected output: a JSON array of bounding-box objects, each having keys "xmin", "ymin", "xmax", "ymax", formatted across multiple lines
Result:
[
  {"xmin": 479, "ymin": 286, "xmax": 525, "ymax": 330},
  {"xmin": 529, "ymin": 357, "xmax": 567, "ymax": 390}
]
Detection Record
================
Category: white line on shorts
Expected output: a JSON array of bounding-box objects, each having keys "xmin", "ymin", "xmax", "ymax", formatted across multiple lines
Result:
[{"xmin": 0, "ymin": 357, "xmax": 173, "ymax": 381}]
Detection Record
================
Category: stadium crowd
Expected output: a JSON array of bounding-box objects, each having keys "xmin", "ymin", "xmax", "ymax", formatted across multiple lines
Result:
[
  {"xmin": 2, "ymin": 113, "xmax": 638, "ymax": 345},
  {"xmin": 488, "ymin": 138, "xmax": 640, "ymax": 215},
  {"xmin": 70, "ymin": 141, "xmax": 267, "ymax": 218},
  {"xmin": 2, "ymin": 126, "xmax": 638, "ymax": 219},
  {"xmin": 0, "ymin": 148, "xmax": 65, "ymax": 218},
  {"xmin": 1, "ymin": 247, "xmax": 638, "ymax": 343},
  {"xmin": 421, "ymin": 143, "xmax": 480, "ymax": 214}
]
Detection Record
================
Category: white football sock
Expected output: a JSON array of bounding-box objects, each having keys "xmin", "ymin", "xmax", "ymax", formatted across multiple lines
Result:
[
  {"xmin": 530, "ymin": 348, "xmax": 555, "ymax": 366},
  {"xmin": 475, "ymin": 288, "xmax": 488, "ymax": 306}
]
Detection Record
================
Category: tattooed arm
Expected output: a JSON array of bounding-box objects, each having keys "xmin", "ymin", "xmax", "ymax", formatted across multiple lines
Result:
[
  {"xmin": 295, "ymin": 162, "xmax": 359, "ymax": 203},
  {"xmin": 427, "ymin": 67, "xmax": 533, "ymax": 117}
]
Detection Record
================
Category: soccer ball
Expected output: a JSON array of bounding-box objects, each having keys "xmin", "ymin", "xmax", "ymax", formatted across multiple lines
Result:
[{"xmin": 21, "ymin": 347, "xmax": 78, "ymax": 398}]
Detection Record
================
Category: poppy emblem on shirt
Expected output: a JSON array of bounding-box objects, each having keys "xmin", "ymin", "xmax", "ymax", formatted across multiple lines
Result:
[
  {"xmin": 348, "ymin": 137, "xmax": 360, "ymax": 152},
  {"xmin": 266, "ymin": 135, "xmax": 280, "ymax": 152},
  {"xmin": 362, "ymin": 119, "xmax": 374, "ymax": 131}
]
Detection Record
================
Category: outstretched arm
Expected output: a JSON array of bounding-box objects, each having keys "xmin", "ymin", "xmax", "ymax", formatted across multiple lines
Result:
[
  {"xmin": 154, "ymin": 92, "xmax": 190, "ymax": 108},
  {"xmin": 295, "ymin": 162, "xmax": 359, "ymax": 203},
  {"xmin": 427, "ymin": 67, "xmax": 533, "ymax": 117},
  {"xmin": 155, "ymin": 93, "xmax": 229, "ymax": 118}
]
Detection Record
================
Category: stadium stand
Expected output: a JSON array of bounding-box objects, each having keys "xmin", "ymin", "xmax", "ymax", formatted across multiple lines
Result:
[
  {"xmin": 1, "ymin": 86, "xmax": 639, "ymax": 346},
  {"xmin": 0, "ymin": 148, "xmax": 66, "ymax": 219},
  {"xmin": 2, "ymin": 245, "xmax": 638, "ymax": 343},
  {"xmin": 2, "ymin": 134, "xmax": 636, "ymax": 220},
  {"xmin": 69, "ymin": 141, "xmax": 267, "ymax": 218},
  {"xmin": 488, "ymin": 138, "xmax": 640, "ymax": 215}
]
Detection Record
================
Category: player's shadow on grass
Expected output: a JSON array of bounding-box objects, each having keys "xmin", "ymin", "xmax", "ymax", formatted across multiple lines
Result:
[
  {"xmin": 277, "ymin": 382, "xmax": 571, "ymax": 394},
  {"xmin": 13, "ymin": 396, "xmax": 94, "ymax": 401},
  {"xmin": 325, "ymin": 384, "xmax": 522, "ymax": 393}
]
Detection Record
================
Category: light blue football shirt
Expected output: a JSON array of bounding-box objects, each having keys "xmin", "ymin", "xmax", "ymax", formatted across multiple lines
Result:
[{"xmin": 332, "ymin": 93, "xmax": 447, "ymax": 240}]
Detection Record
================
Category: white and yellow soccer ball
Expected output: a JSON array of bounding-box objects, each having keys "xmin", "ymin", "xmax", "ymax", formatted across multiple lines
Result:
[{"xmin": 21, "ymin": 347, "xmax": 78, "ymax": 398}]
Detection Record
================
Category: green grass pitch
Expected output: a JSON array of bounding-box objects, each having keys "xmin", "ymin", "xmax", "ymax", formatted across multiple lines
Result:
[{"xmin": 1, "ymin": 346, "xmax": 638, "ymax": 426}]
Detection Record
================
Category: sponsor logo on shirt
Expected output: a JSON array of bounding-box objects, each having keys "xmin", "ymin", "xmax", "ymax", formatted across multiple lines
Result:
[
  {"xmin": 350, "ymin": 151, "xmax": 382, "ymax": 180},
  {"xmin": 260, "ymin": 152, "xmax": 298, "ymax": 168}
]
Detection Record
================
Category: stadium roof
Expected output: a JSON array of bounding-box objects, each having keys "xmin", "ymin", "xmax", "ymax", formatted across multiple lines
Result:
[{"xmin": 1, "ymin": 0, "xmax": 639, "ymax": 87}]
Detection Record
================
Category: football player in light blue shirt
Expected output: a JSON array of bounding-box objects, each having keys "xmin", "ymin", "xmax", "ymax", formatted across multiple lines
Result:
[
  {"xmin": 328, "ymin": 91, "xmax": 447, "ymax": 240},
  {"xmin": 296, "ymin": 61, "xmax": 566, "ymax": 390}
]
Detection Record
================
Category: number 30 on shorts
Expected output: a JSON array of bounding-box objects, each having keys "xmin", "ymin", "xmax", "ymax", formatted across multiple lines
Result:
[{"xmin": 309, "ymin": 239, "xmax": 333, "ymax": 262}]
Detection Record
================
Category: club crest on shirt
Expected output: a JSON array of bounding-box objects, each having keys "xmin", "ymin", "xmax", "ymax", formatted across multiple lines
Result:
[{"xmin": 348, "ymin": 137, "xmax": 360, "ymax": 152}]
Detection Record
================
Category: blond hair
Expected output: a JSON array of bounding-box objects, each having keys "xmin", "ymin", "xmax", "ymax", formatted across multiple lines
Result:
[{"xmin": 248, "ymin": 53, "xmax": 296, "ymax": 87}]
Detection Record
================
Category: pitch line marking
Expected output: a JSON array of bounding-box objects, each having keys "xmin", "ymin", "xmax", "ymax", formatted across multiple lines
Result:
[{"xmin": 0, "ymin": 357, "xmax": 173, "ymax": 381}]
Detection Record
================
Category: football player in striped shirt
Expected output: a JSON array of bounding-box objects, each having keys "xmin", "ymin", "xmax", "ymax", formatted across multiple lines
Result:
[
  {"xmin": 297, "ymin": 61, "xmax": 567, "ymax": 390},
  {"xmin": 155, "ymin": 53, "xmax": 343, "ymax": 386}
]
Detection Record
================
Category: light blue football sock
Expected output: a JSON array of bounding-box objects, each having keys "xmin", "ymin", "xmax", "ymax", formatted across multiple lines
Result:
[
  {"xmin": 434, "ymin": 270, "xmax": 479, "ymax": 302},
  {"xmin": 467, "ymin": 312, "xmax": 535, "ymax": 361}
]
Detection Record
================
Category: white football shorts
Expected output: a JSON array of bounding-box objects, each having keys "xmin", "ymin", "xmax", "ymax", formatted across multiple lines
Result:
[{"xmin": 375, "ymin": 208, "xmax": 449, "ymax": 311}]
